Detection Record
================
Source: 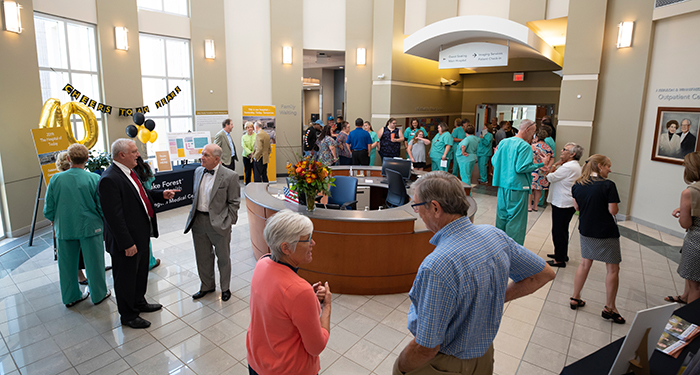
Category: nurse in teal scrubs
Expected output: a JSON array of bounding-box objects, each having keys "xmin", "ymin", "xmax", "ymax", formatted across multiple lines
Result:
[
  {"xmin": 44, "ymin": 143, "xmax": 109, "ymax": 306},
  {"xmin": 430, "ymin": 122, "xmax": 453, "ymax": 171},
  {"xmin": 456, "ymin": 124, "xmax": 479, "ymax": 192},
  {"xmin": 451, "ymin": 118, "xmax": 466, "ymax": 178},
  {"xmin": 477, "ymin": 123, "xmax": 494, "ymax": 184},
  {"xmin": 403, "ymin": 118, "xmax": 428, "ymax": 146},
  {"xmin": 364, "ymin": 121, "xmax": 380, "ymax": 166},
  {"xmin": 491, "ymin": 120, "xmax": 548, "ymax": 245}
]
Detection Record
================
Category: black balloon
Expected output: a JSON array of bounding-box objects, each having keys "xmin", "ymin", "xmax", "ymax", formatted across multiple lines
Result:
[
  {"xmin": 126, "ymin": 124, "xmax": 138, "ymax": 138},
  {"xmin": 133, "ymin": 112, "xmax": 145, "ymax": 125},
  {"xmin": 144, "ymin": 119, "xmax": 156, "ymax": 131}
]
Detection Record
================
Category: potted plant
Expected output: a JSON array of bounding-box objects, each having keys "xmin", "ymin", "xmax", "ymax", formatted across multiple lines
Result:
[
  {"xmin": 286, "ymin": 156, "xmax": 334, "ymax": 212},
  {"xmin": 85, "ymin": 149, "xmax": 112, "ymax": 174}
]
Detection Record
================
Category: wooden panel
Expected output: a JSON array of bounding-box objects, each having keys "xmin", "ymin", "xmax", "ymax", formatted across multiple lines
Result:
[
  {"xmin": 247, "ymin": 205, "xmax": 268, "ymax": 257},
  {"xmin": 246, "ymin": 196, "xmax": 266, "ymax": 218},
  {"xmin": 297, "ymin": 270, "xmax": 419, "ymax": 294}
]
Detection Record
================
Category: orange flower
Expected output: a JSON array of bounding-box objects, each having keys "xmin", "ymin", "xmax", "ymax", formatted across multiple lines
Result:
[
  {"xmin": 296, "ymin": 167, "xmax": 303, "ymax": 173},
  {"xmin": 306, "ymin": 177, "xmax": 313, "ymax": 184}
]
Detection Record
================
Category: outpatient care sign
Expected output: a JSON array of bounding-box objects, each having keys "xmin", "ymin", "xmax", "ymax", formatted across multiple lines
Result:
[{"xmin": 439, "ymin": 42, "xmax": 508, "ymax": 69}]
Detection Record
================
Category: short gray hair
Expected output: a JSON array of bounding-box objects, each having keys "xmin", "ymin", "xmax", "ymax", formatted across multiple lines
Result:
[
  {"xmin": 413, "ymin": 171, "xmax": 470, "ymax": 216},
  {"xmin": 682, "ymin": 118, "xmax": 692, "ymax": 126},
  {"xmin": 254, "ymin": 121, "xmax": 263, "ymax": 130},
  {"xmin": 205, "ymin": 144, "xmax": 223, "ymax": 159},
  {"xmin": 565, "ymin": 142, "xmax": 584, "ymax": 161},
  {"xmin": 518, "ymin": 119, "xmax": 536, "ymax": 132},
  {"xmin": 111, "ymin": 138, "xmax": 135, "ymax": 157},
  {"xmin": 264, "ymin": 209, "xmax": 314, "ymax": 261}
]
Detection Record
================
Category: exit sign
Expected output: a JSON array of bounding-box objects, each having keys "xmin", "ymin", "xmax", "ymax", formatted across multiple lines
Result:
[{"xmin": 513, "ymin": 72, "xmax": 525, "ymax": 81}]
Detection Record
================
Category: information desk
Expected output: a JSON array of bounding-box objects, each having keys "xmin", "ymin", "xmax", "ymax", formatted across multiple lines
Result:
[
  {"xmin": 244, "ymin": 173, "xmax": 476, "ymax": 295},
  {"xmin": 152, "ymin": 163, "xmax": 200, "ymax": 213}
]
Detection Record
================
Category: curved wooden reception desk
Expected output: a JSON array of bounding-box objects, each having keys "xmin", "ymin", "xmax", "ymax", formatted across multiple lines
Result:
[{"xmin": 244, "ymin": 168, "xmax": 476, "ymax": 295}]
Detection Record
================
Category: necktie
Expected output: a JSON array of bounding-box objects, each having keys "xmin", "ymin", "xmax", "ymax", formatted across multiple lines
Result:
[
  {"xmin": 130, "ymin": 170, "xmax": 154, "ymax": 218},
  {"xmin": 204, "ymin": 169, "xmax": 215, "ymax": 175}
]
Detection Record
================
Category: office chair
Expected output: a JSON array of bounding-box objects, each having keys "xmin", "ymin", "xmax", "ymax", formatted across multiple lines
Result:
[
  {"xmin": 317, "ymin": 175, "xmax": 358, "ymax": 210},
  {"xmin": 385, "ymin": 169, "xmax": 408, "ymax": 208}
]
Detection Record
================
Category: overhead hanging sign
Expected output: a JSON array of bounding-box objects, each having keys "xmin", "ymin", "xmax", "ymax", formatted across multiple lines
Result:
[
  {"xmin": 61, "ymin": 83, "xmax": 181, "ymax": 116},
  {"xmin": 439, "ymin": 42, "xmax": 509, "ymax": 69}
]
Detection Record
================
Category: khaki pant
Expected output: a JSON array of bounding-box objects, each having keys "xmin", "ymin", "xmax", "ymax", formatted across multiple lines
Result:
[{"xmin": 393, "ymin": 345, "xmax": 494, "ymax": 375}]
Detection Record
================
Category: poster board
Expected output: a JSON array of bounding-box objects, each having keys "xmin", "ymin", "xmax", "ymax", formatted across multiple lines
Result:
[
  {"xmin": 195, "ymin": 110, "xmax": 228, "ymax": 136},
  {"xmin": 155, "ymin": 151, "xmax": 172, "ymax": 172},
  {"xmin": 31, "ymin": 128, "xmax": 72, "ymax": 186},
  {"xmin": 243, "ymin": 105, "xmax": 277, "ymax": 181},
  {"xmin": 166, "ymin": 131, "xmax": 211, "ymax": 161}
]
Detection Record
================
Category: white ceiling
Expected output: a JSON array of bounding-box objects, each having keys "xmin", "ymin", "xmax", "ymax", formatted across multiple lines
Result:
[{"xmin": 303, "ymin": 49, "xmax": 346, "ymax": 69}]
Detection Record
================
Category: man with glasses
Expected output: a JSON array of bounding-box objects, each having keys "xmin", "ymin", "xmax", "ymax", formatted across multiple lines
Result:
[
  {"xmin": 395, "ymin": 171, "xmax": 555, "ymax": 375},
  {"xmin": 545, "ymin": 143, "xmax": 584, "ymax": 267}
]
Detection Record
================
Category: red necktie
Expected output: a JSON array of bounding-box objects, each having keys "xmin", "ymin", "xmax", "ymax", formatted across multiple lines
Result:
[{"xmin": 130, "ymin": 170, "xmax": 154, "ymax": 218}]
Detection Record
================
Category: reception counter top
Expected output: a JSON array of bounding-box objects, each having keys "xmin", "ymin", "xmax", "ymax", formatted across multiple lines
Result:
[{"xmin": 244, "ymin": 172, "xmax": 476, "ymax": 295}]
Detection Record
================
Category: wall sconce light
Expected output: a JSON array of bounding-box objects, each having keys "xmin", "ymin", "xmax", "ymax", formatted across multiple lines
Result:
[
  {"xmin": 3, "ymin": 1, "xmax": 22, "ymax": 33},
  {"xmin": 356, "ymin": 47, "xmax": 366, "ymax": 65},
  {"xmin": 282, "ymin": 46, "xmax": 292, "ymax": 65},
  {"xmin": 204, "ymin": 39, "xmax": 215, "ymax": 59},
  {"xmin": 616, "ymin": 22, "xmax": 634, "ymax": 48},
  {"xmin": 115, "ymin": 26, "xmax": 128, "ymax": 50}
]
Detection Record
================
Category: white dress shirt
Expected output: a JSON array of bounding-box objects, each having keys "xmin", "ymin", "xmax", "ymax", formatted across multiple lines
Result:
[
  {"xmin": 546, "ymin": 160, "xmax": 582, "ymax": 208},
  {"xmin": 196, "ymin": 164, "xmax": 220, "ymax": 212},
  {"xmin": 114, "ymin": 160, "xmax": 151, "ymax": 216}
]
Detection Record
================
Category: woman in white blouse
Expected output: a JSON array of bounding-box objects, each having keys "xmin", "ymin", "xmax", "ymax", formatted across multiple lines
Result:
[
  {"xmin": 658, "ymin": 120, "xmax": 681, "ymax": 158},
  {"xmin": 545, "ymin": 142, "xmax": 584, "ymax": 267}
]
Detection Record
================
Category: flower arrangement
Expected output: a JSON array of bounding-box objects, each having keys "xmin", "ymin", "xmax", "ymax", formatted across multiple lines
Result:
[{"xmin": 286, "ymin": 156, "xmax": 335, "ymax": 211}]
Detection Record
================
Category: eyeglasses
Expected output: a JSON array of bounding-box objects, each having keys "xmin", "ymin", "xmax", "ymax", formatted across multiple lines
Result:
[
  {"xmin": 297, "ymin": 233, "xmax": 313, "ymax": 243},
  {"xmin": 562, "ymin": 148, "xmax": 571, "ymax": 153},
  {"xmin": 411, "ymin": 201, "xmax": 429, "ymax": 212}
]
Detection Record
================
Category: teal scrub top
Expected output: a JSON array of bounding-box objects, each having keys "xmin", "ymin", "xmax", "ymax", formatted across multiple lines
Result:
[
  {"xmin": 491, "ymin": 137, "xmax": 544, "ymax": 191},
  {"xmin": 43, "ymin": 168, "xmax": 103, "ymax": 239},
  {"xmin": 544, "ymin": 137, "xmax": 556, "ymax": 154},
  {"xmin": 477, "ymin": 132, "xmax": 494, "ymax": 157},
  {"xmin": 369, "ymin": 131, "xmax": 379, "ymax": 157},
  {"xmin": 450, "ymin": 127, "xmax": 466, "ymax": 158},
  {"xmin": 404, "ymin": 127, "xmax": 428, "ymax": 143},
  {"xmin": 456, "ymin": 135, "xmax": 479, "ymax": 163},
  {"xmin": 430, "ymin": 132, "xmax": 454, "ymax": 159}
]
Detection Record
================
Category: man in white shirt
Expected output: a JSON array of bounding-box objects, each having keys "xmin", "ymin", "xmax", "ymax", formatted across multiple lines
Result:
[
  {"xmin": 545, "ymin": 142, "xmax": 584, "ymax": 267},
  {"xmin": 184, "ymin": 144, "xmax": 241, "ymax": 301}
]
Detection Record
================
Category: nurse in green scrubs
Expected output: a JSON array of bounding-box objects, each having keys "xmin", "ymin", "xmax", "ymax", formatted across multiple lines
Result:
[
  {"xmin": 364, "ymin": 121, "xmax": 380, "ymax": 166},
  {"xmin": 430, "ymin": 122, "xmax": 453, "ymax": 171},
  {"xmin": 477, "ymin": 123, "xmax": 494, "ymax": 184},
  {"xmin": 451, "ymin": 118, "xmax": 466, "ymax": 178},
  {"xmin": 44, "ymin": 143, "xmax": 109, "ymax": 306},
  {"xmin": 403, "ymin": 118, "xmax": 428, "ymax": 146},
  {"xmin": 456, "ymin": 124, "xmax": 479, "ymax": 192}
]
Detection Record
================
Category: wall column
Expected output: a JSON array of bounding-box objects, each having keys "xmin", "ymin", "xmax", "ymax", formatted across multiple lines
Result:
[{"xmin": 345, "ymin": 0, "xmax": 374, "ymax": 121}]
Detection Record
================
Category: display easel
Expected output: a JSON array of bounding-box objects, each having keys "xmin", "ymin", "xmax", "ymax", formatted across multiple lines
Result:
[{"xmin": 28, "ymin": 172, "xmax": 44, "ymax": 246}]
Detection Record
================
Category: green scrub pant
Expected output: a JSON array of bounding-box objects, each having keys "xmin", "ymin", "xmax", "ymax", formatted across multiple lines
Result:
[
  {"xmin": 478, "ymin": 156, "xmax": 490, "ymax": 183},
  {"xmin": 369, "ymin": 150, "xmax": 377, "ymax": 167},
  {"xmin": 148, "ymin": 242, "xmax": 158, "ymax": 270},
  {"xmin": 458, "ymin": 158, "xmax": 476, "ymax": 192},
  {"xmin": 57, "ymin": 235, "xmax": 107, "ymax": 305},
  {"xmin": 538, "ymin": 190, "xmax": 547, "ymax": 206},
  {"xmin": 431, "ymin": 157, "xmax": 448, "ymax": 172},
  {"xmin": 451, "ymin": 155, "xmax": 460, "ymax": 179},
  {"xmin": 495, "ymin": 188, "xmax": 529, "ymax": 245}
]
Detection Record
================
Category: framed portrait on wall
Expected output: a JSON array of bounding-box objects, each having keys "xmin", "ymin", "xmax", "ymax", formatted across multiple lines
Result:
[{"xmin": 651, "ymin": 107, "xmax": 700, "ymax": 165}]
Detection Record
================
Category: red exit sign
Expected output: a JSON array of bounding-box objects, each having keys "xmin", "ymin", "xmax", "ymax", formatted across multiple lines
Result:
[{"xmin": 513, "ymin": 72, "xmax": 525, "ymax": 82}]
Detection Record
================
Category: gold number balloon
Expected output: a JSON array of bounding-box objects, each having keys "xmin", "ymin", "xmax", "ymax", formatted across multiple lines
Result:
[{"xmin": 38, "ymin": 99, "xmax": 99, "ymax": 149}]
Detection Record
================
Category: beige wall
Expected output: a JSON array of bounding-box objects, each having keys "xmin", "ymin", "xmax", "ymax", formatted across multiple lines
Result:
[
  {"xmin": 303, "ymin": 90, "xmax": 320, "ymax": 125},
  {"xmin": 345, "ymin": 0, "xmax": 374, "ymax": 121},
  {"xmin": 191, "ymin": 0, "xmax": 228, "ymax": 114},
  {"xmin": 509, "ymin": 0, "xmax": 546, "ymax": 25}
]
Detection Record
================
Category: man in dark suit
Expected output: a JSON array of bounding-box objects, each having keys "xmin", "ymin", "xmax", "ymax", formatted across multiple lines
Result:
[
  {"xmin": 185, "ymin": 144, "xmax": 240, "ymax": 302},
  {"xmin": 213, "ymin": 118, "xmax": 238, "ymax": 171},
  {"xmin": 680, "ymin": 118, "xmax": 697, "ymax": 157},
  {"xmin": 98, "ymin": 139, "xmax": 178, "ymax": 329}
]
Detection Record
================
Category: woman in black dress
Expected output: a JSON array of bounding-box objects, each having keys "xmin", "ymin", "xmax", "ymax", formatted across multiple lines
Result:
[{"xmin": 570, "ymin": 154, "xmax": 625, "ymax": 324}]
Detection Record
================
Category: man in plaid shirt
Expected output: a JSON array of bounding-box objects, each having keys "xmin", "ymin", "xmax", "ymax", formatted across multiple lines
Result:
[{"xmin": 394, "ymin": 172, "xmax": 555, "ymax": 375}]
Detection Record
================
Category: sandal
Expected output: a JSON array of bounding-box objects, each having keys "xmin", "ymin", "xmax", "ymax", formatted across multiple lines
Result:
[
  {"xmin": 602, "ymin": 306, "xmax": 626, "ymax": 324},
  {"xmin": 664, "ymin": 295, "xmax": 687, "ymax": 304},
  {"xmin": 570, "ymin": 297, "xmax": 586, "ymax": 310}
]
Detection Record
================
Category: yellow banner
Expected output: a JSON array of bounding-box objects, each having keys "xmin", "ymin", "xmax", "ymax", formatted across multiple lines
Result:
[
  {"xmin": 31, "ymin": 128, "xmax": 72, "ymax": 186},
  {"xmin": 242, "ymin": 105, "xmax": 276, "ymax": 116}
]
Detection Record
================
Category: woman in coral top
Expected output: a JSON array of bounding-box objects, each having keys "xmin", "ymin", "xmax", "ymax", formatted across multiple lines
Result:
[{"xmin": 247, "ymin": 210, "xmax": 332, "ymax": 375}]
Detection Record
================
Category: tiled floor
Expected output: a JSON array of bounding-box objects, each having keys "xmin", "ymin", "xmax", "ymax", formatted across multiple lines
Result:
[{"xmin": 0, "ymin": 186, "xmax": 687, "ymax": 375}]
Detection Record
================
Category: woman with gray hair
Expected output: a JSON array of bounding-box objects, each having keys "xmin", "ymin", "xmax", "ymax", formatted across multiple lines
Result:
[
  {"xmin": 545, "ymin": 142, "xmax": 584, "ymax": 267},
  {"xmin": 246, "ymin": 210, "xmax": 331, "ymax": 375}
]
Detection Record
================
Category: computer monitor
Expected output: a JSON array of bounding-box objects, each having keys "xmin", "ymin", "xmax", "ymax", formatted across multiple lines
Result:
[{"xmin": 381, "ymin": 158, "xmax": 412, "ymax": 181}]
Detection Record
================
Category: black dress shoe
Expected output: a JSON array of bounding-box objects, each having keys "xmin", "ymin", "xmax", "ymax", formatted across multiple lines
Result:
[
  {"xmin": 137, "ymin": 303, "xmax": 162, "ymax": 312},
  {"xmin": 122, "ymin": 317, "xmax": 151, "ymax": 329},
  {"xmin": 95, "ymin": 290, "xmax": 111, "ymax": 305},
  {"xmin": 192, "ymin": 289, "xmax": 215, "ymax": 299},
  {"xmin": 547, "ymin": 254, "xmax": 569, "ymax": 262},
  {"xmin": 66, "ymin": 292, "xmax": 90, "ymax": 307},
  {"xmin": 547, "ymin": 260, "xmax": 567, "ymax": 268},
  {"xmin": 221, "ymin": 290, "xmax": 231, "ymax": 302}
]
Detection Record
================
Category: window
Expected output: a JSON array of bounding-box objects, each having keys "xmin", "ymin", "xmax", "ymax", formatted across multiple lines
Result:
[
  {"xmin": 139, "ymin": 33, "xmax": 194, "ymax": 154},
  {"xmin": 137, "ymin": 0, "xmax": 189, "ymax": 16},
  {"xmin": 34, "ymin": 14, "xmax": 106, "ymax": 151}
]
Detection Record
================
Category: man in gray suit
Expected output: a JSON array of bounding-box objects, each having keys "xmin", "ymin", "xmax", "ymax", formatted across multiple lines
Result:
[
  {"xmin": 185, "ymin": 144, "xmax": 241, "ymax": 301},
  {"xmin": 214, "ymin": 118, "xmax": 238, "ymax": 171}
]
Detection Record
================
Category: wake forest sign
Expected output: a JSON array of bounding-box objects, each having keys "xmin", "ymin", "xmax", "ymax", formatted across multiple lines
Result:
[{"xmin": 439, "ymin": 42, "xmax": 509, "ymax": 69}]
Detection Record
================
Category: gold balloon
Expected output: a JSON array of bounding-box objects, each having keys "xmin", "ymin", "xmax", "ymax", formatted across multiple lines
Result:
[
  {"xmin": 149, "ymin": 131, "xmax": 158, "ymax": 143},
  {"xmin": 38, "ymin": 98, "xmax": 99, "ymax": 149},
  {"xmin": 137, "ymin": 127, "xmax": 151, "ymax": 144}
]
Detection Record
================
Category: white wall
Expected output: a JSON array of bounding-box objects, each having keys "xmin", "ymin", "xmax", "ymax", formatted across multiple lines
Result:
[
  {"xmin": 546, "ymin": 0, "xmax": 569, "ymax": 20},
  {"xmin": 405, "ymin": 0, "xmax": 427, "ymax": 35},
  {"xmin": 630, "ymin": 10, "xmax": 700, "ymax": 235},
  {"xmin": 138, "ymin": 9, "xmax": 190, "ymax": 39},
  {"xmin": 457, "ymin": 0, "xmax": 510, "ymax": 19},
  {"xmin": 303, "ymin": 0, "xmax": 346, "ymax": 50},
  {"xmin": 34, "ymin": 0, "xmax": 97, "ymax": 23}
]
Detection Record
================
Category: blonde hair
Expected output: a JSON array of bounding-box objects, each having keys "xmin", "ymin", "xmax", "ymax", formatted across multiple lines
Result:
[
  {"xmin": 684, "ymin": 152, "xmax": 700, "ymax": 184},
  {"xmin": 55, "ymin": 152, "xmax": 70, "ymax": 172},
  {"xmin": 576, "ymin": 154, "xmax": 611, "ymax": 185},
  {"xmin": 412, "ymin": 130, "xmax": 425, "ymax": 144},
  {"xmin": 67, "ymin": 143, "xmax": 89, "ymax": 165},
  {"xmin": 244, "ymin": 121, "xmax": 254, "ymax": 130}
]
